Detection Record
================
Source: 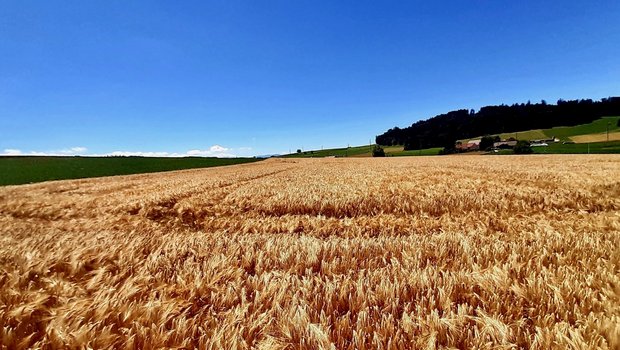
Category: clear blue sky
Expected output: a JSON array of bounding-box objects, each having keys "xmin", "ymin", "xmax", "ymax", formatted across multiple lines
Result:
[{"xmin": 1, "ymin": 1, "xmax": 619, "ymax": 156}]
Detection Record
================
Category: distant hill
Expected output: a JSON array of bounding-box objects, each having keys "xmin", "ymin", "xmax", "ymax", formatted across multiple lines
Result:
[
  {"xmin": 461, "ymin": 116, "xmax": 620, "ymax": 143},
  {"xmin": 283, "ymin": 145, "xmax": 374, "ymax": 158},
  {"xmin": 285, "ymin": 116, "xmax": 620, "ymax": 158},
  {"xmin": 376, "ymin": 97, "xmax": 620, "ymax": 150},
  {"xmin": 282, "ymin": 144, "xmax": 442, "ymax": 158}
]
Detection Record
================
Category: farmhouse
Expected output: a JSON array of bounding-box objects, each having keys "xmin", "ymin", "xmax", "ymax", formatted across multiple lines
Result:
[
  {"xmin": 530, "ymin": 136, "xmax": 559, "ymax": 144},
  {"xmin": 456, "ymin": 139, "xmax": 481, "ymax": 152},
  {"xmin": 493, "ymin": 140, "xmax": 518, "ymax": 148}
]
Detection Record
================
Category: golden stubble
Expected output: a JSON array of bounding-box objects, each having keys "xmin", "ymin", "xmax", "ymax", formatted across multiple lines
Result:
[{"xmin": 1, "ymin": 155, "xmax": 619, "ymax": 349}]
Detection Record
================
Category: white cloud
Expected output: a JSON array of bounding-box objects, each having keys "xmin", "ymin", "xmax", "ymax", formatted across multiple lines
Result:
[
  {"xmin": 53, "ymin": 147, "xmax": 88, "ymax": 155},
  {"xmin": 186, "ymin": 150, "xmax": 204, "ymax": 156},
  {"xmin": 0, "ymin": 145, "xmax": 253, "ymax": 158},
  {"xmin": 1, "ymin": 146, "xmax": 88, "ymax": 156},
  {"xmin": 209, "ymin": 145, "xmax": 228, "ymax": 153},
  {"xmin": 3, "ymin": 149, "xmax": 22, "ymax": 155},
  {"xmin": 105, "ymin": 151, "xmax": 177, "ymax": 157},
  {"xmin": 102, "ymin": 148, "xmax": 239, "ymax": 158},
  {"xmin": 186, "ymin": 149, "xmax": 235, "ymax": 158}
]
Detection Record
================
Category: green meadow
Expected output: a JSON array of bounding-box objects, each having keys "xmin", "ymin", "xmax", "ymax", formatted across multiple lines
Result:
[{"xmin": 0, "ymin": 156, "xmax": 261, "ymax": 186}]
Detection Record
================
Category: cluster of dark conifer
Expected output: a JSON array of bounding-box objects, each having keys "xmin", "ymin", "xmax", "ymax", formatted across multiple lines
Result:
[{"xmin": 376, "ymin": 97, "xmax": 620, "ymax": 150}]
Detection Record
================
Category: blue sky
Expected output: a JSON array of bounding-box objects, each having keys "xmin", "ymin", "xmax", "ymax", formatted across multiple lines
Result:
[{"xmin": 1, "ymin": 1, "xmax": 619, "ymax": 157}]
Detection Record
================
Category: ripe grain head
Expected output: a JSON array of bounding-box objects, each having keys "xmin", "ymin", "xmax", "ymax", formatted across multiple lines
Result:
[{"xmin": 1, "ymin": 155, "xmax": 619, "ymax": 349}]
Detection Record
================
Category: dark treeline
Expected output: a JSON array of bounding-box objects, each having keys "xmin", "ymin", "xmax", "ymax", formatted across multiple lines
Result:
[{"xmin": 376, "ymin": 97, "xmax": 620, "ymax": 150}]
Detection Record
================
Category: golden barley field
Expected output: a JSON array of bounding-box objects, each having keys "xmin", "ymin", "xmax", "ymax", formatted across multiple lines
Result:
[{"xmin": 1, "ymin": 155, "xmax": 619, "ymax": 349}]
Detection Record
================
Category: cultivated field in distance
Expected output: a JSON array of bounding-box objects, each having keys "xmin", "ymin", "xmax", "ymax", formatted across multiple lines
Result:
[
  {"xmin": 1, "ymin": 156, "xmax": 619, "ymax": 349},
  {"xmin": 0, "ymin": 156, "xmax": 261, "ymax": 186}
]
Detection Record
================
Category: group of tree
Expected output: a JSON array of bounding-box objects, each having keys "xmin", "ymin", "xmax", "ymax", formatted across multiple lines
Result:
[
  {"xmin": 479, "ymin": 135, "xmax": 501, "ymax": 151},
  {"xmin": 513, "ymin": 140, "xmax": 533, "ymax": 154},
  {"xmin": 376, "ymin": 97, "xmax": 620, "ymax": 150},
  {"xmin": 372, "ymin": 145, "xmax": 385, "ymax": 157}
]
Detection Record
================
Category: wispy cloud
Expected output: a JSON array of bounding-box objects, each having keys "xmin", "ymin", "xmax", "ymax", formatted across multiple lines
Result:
[
  {"xmin": 105, "ymin": 145, "xmax": 243, "ymax": 158},
  {"xmin": 3, "ymin": 149, "xmax": 22, "ymax": 155},
  {"xmin": 1, "ymin": 147, "xmax": 88, "ymax": 156},
  {"xmin": 0, "ymin": 145, "xmax": 253, "ymax": 158},
  {"xmin": 185, "ymin": 145, "xmax": 236, "ymax": 157}
]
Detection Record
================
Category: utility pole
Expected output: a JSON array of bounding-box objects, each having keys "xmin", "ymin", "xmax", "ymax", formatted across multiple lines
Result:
[{"xmin": 607, "ymin": 122, "xmax": 611, "ymax": 142}]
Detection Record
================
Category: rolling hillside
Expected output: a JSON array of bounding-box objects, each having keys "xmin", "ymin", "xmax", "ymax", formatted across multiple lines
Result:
[
  {"xmin": 283, "ymin": 145, "xmax": 442, "ymax": 158},
  {"xmin": 463, "ymin": 116, "xmax": 619, "ymax": 143},
  {"xmin": 288, "ymin": 117, "xmax": 619, "ymax": 158},
  {"xmin": 377, "ymin": 97, "xmax": 620, "ymax": 150}
]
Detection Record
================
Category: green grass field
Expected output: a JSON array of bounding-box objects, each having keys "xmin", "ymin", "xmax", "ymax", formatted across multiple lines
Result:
[
  {"xmin": 281, "ymin": 117, "xmax": 620, "ymax": 159},
  {"xmin": 389, "ymin": 147, "xmax": 443, "ymax": 156},
  {"xmin": 0, "ymin": 156, "xmax": 262, "ymax": 186},
  {"xmin": 498, "ymin": 129, "xmax": 547, "ymax": 141},
  {"xmin": 489, "ymin": 140, "xmax": 620, "ymax": 155},
  {"xmin": 531, "ymin": 140, "xmax": 620, "ymax": 154},
  {"xmin": 283, "ymin": 145, "xmax": 373, "ymax": 158},
  {"xmin": 541, "ymin": 116, "xmax": 619, "ymax": 140},
  {"xmin": 463, "ymin": 116, "xmax": 620, "ymax": 142},
  {"xmin": 283, "ymin": 145, "xmax": 442, "ymax": 158}
]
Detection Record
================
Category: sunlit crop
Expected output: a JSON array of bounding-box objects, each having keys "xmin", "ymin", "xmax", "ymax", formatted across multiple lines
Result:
[{"xmin": 1, "ymin": 155, "xmax": 619, "ymax": 349}]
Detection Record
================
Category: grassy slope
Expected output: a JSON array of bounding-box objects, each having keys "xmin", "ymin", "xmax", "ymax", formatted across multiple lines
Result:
[
  {"xmin": 531, "ymin": 140, "xmax": 620, "ymax": 154},
  {"xmin": 390, "ymin": 147, "xmax": 443, "ymax": 156},
  {"xmin": 463, "ymin": 116, "xmax": 620, "ymax": 142},
  {"xmin": 285, "ymin": 117, "xmax": 620, "ymax": 159},
  {"xmin": 543, "ymin": 116, "xmax": 619, "ymax": 140},
  {"xmin": 284, "ymin": 145, "xmax": 442, "ymax": 158},
  {"xmin": 283, "ymin": 145, "xmax": 373, "ymax": 158},
  {"xmin": 490, "ymin": 140, "xmax": 620, "ymax": 155},
  {"xmin": 0, "ymin": 156, "xmax": 262, "ymax": 186},
  {"xmin": 570, "ymin": 131, "xmax": 620, "ymax": 143},
  {"xmin": 498, "ymin": 129, "xmax": 547, "ymax": 141}
]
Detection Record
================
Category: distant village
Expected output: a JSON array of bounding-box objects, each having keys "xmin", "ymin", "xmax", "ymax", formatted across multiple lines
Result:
[{"xmin": 456, "ymin": 136, "xmax": 560, "ymax": 152}]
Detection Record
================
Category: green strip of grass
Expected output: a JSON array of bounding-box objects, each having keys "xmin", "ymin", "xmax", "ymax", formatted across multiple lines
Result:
[
  {"xmin": 486, "ymin": 140, "xmax": 620, "ymax": 155},
  {"xmin": 541, "ymin": 116, "xmax": 619, "ymax": 140},
  {"xmin": 389, "ymin": 147, "xmax": 443, "ymax": 157},
  {"xmin": 531, "ymin": 140, "xmax": 620, "ymax": 154},
  {"xmin": 462, "ymin": 116, "xmax": 620, "ymax": 142},
  {"xmin": 0, "ymin": 156, "xmax": 262, "ymax": 186},
  {"xmin": 283, "ymin": 145, "xmax": 374, "ymax": 158},
  {"xmin": 283, "ymin": 145, "xmax": 442, "ymax": 158}
]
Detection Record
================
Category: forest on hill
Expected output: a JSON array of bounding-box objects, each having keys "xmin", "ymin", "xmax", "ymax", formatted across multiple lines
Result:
[{"xmin": 376, "ymin": 97, "xmax": 620, "ymax": 150}]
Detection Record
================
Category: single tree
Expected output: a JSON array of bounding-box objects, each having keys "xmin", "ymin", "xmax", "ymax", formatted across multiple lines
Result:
[
  {"xmin": 372, "ymin": 145, "xmax": 386, "ymax": 157},
  {"xmin": 479, "ymin": 135, "xmax": 500, "ymax": 151},
  {"xmin": 513, "ymin": 140, "xmax": 533, "ymax": 154},
  {"xmin": 438, "ymin": 136, "xmax": 458, "ymax": 155}
]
